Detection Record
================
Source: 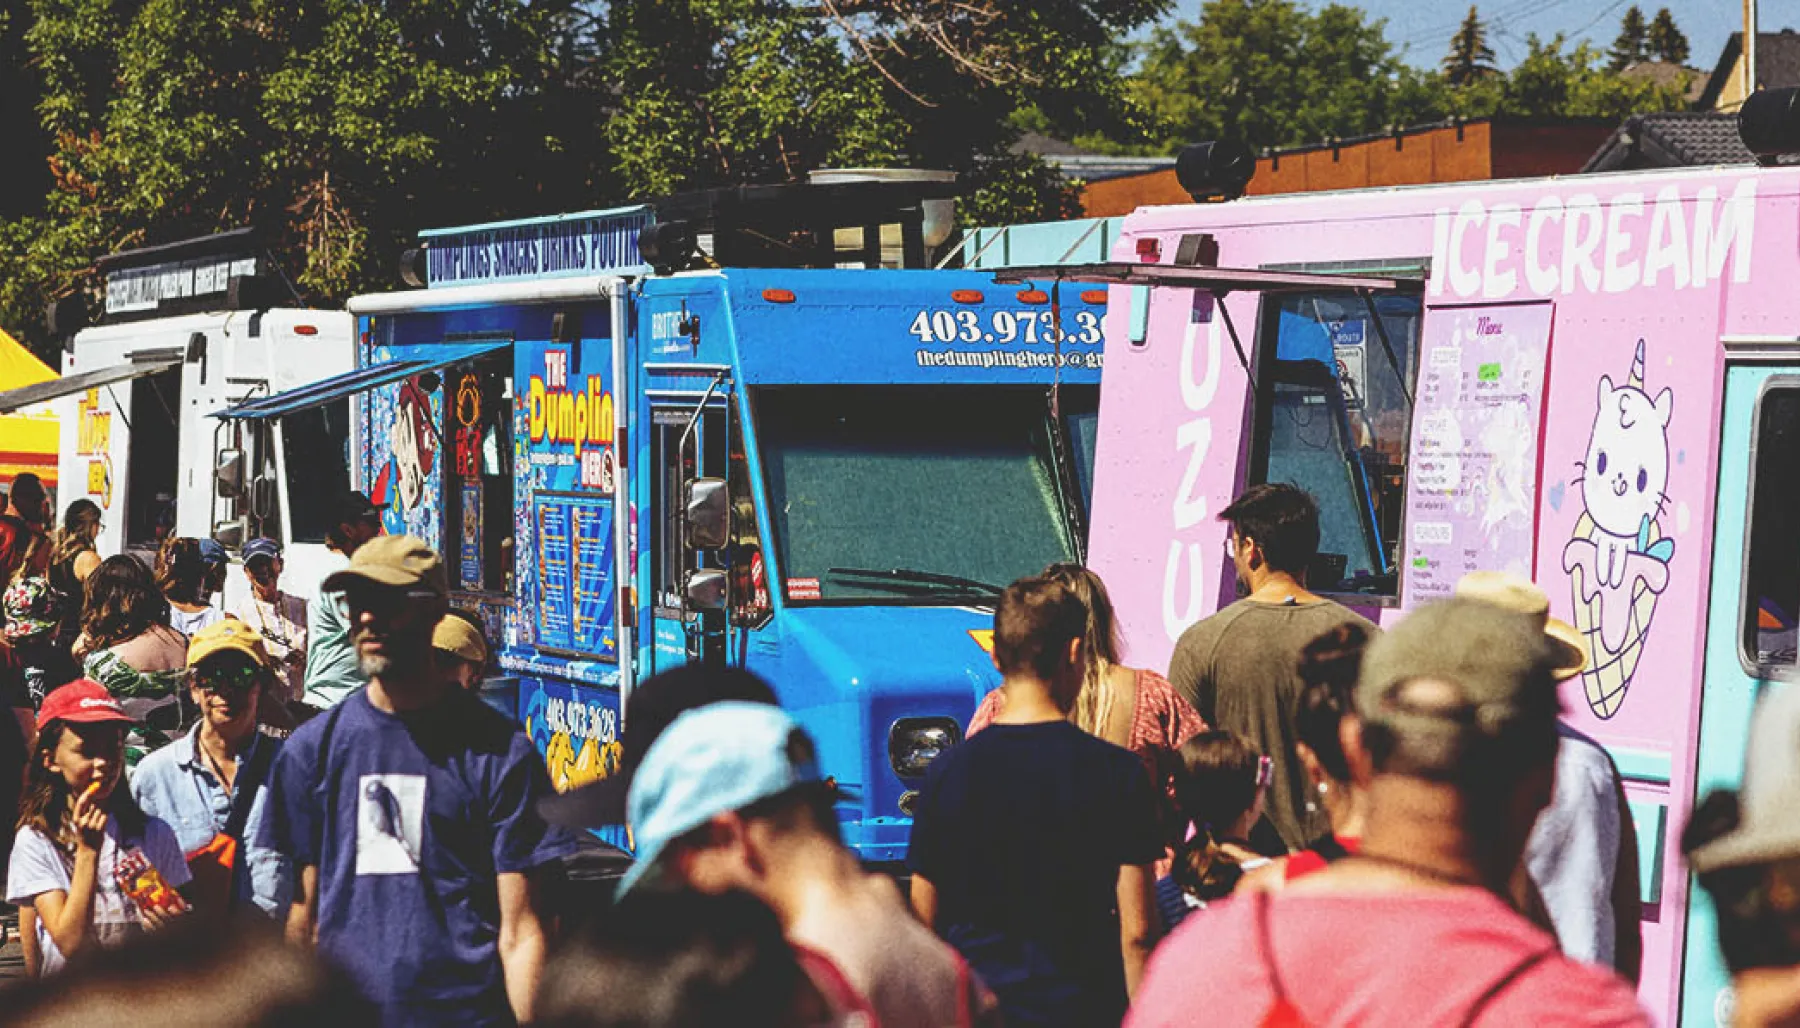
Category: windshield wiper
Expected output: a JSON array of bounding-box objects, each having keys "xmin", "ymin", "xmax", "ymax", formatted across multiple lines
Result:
[{"xmin": 826, "ymin": 567, "xmax": 1004, "ymax": 598}]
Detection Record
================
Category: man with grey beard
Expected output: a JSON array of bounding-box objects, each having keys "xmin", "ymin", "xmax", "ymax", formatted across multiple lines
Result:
[{"xmin": 259, "ymin": 536, "xmax": 575, "ymax": 1027}]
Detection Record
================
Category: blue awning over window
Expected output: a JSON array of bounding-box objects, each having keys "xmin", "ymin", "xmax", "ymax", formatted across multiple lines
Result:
[{"xmin": 215, "ymin": 339, "xmax": 510, "ymax": 420}]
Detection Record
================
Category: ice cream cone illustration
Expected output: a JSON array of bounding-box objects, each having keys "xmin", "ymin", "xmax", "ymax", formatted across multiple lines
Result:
[{"xmin": 1560, "ymin": 341, "xmax": 1676, "ymax": 719}]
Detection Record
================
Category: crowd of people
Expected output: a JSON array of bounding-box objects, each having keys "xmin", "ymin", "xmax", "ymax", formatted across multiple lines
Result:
[{"xmin": 0, "ymin": 472, "xmax": 1794, "ymax": 1027}]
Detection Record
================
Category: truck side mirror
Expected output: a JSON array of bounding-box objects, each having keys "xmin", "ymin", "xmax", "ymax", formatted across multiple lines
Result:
[
  {"xmin": 212, "ymin": 519, "xmax": 246, "ymax": 550},
  {"xmin": 215, "ymin": 448, "xmax": 245, "ymax": 499},
  {"xmin": 684, "ymin": 478, "xmax": 729, "ymax": 551},
  {"xmin": 684, "ymin": 569, "xmax": 728, "ymax": 611}
]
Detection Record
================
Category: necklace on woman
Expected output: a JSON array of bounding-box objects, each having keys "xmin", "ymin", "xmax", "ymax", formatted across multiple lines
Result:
[{"xmin": 1348, "ymin": 850, "xmax": 1484, "ymax": 888}]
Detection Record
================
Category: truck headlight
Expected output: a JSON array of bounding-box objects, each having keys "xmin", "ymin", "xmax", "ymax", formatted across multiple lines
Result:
[{"xmin": 888, "ymin": 717, "xmax": 961, "ymax": 780}]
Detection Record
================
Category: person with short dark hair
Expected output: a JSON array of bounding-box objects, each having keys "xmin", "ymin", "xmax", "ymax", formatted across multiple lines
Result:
[
  {"xmin": 909, "ymin": 573, "xmax": 1162, "ymax": 1027},
  {"xmin": 537, "ymin": 889, "xmax": 830, "ymax": 1028},
  {"xmin": 1128, "ymin": 599, "xmax": 1647, "ymax": 1027},
  {"xmin": 301, "ymin": 492, "xmax": 384, "ymax": 709},
  {"xmin": 259, "ymin": 536, "xmax": 574, "ymax": 1026},
  {"xmin": 1167, "ymin": 483, "xmax": 1377, "ymax": 851},
  {"xmin": 620, "ymin": 702, "xmax": 997, "ymax": 1027}
]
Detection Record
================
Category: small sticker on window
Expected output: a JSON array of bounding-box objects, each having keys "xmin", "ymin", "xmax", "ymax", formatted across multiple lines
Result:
[{"xmin": 787, "ymin": 578, "xmax": 821, "ymax": 601}]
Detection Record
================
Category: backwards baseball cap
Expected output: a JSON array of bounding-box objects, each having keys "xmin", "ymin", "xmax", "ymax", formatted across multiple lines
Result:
[
  {"xmin": 1355, "ymin": 598, "xmax": 1561, "ymax": 772},
  {"xmin": 188, "ymin": 618, "xmax": 272, "ymax": 669},
  {"xmin": 538, "ymin": 665, "xmax": 780, "ymax": 830},
  {"xmin": 617, "ymin": 702, "xmax": 825, "ymax": 896},
  {"xmin": 38, "ymin": 679, "xmax": 133, "ymax": 731},
  {"xmin": 432, "ymin": 614, "xmax": 489, "ymax": 665},
  {"xmin": 1690, "ymin": 686, "xmax": 1800, "ymax": 873},
  {"xmin": 1454, "ymin": 571, "xmax": 1588, "ymax": 681},
  {"xmin": 323, "ymin": 534, "xmax": 447, "ymax": 598},
  {"xmin": 336, "ymin": 491, "xmax": 386, "ymax": 525},
  {"xmin": 242, "ymin": 537, "xmax": 282, "ymax": 563}
]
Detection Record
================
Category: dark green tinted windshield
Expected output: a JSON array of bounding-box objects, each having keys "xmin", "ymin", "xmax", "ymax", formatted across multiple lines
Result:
[{"xmin": 755, "ymin": 387, "xmax": 1086, "ymax": 603}]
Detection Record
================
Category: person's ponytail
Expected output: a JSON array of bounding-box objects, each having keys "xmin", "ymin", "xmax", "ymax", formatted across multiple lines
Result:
[{"xmin": 1173, "ymin": 823, "xmax": 1246, "ymax": 902}]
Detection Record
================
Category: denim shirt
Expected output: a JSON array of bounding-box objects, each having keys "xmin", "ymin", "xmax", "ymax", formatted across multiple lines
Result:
[{"xmin": 132, "ymin": 724, "xmax": 294, "ymax": 917}]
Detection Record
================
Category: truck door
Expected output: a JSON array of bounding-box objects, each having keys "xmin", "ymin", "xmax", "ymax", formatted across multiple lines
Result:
[
  {"xmin": 643, "ymin": 381, "xmax": 734, "ymax": 674},
  {"xmin": 1681, "ymin": 356, "xmax": 1800, "ymax": 1026}
]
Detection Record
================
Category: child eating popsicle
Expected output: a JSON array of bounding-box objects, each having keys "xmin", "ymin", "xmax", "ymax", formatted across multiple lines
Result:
[{"xmin": 6, "ymin": 680, "xmax": 190, "ymax": 974}]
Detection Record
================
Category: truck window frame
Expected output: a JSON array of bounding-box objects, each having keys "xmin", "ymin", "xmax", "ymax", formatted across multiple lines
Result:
[
  {"xmin": 442, "ymin": 347, "xmax": 516, "ymax": 596},
  {"xmin": 1245, "ymin": 261, "xmax": 1428, "ymax": 607},
  {"xmin": 1739, "ymin": 376, "xmax": 1800, "ymax": 680},
  {"xmin": 649, "ymin": 398, "xmax": 731, "ymax": 618}
]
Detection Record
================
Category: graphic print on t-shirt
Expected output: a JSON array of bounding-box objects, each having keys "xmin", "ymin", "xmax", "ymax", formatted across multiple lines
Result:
[{"xmin": 357, "ymin": 774, "xmax": 426, "ymax": 874}]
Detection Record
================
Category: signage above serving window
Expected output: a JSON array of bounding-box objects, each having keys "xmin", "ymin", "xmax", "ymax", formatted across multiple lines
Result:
[
  {"xmin": 419, "ymin": 206, "xmax": 653, "ymax": 288},
  {"xmin": 104, "ymin": 256, "xmax": 258, "ymax": 315}
]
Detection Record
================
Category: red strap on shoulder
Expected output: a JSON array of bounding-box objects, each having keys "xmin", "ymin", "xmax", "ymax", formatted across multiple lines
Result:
[{"xmin": 792, "ymin": 944, "xmax": 880, "ymax": 1026}]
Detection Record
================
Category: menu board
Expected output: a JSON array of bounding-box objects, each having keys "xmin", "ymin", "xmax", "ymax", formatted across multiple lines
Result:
[
  {"xmin": 537, "ymin": 501, "xmax": 573, "ymax": 649},
  {"xmin": 571, "ymin": 503, "xmax": 615, "ymax": 656},
  {"xmin": 1401, "ymin": 303, "xmax": 1552, "ymax": 604},
  {"xmin": 459, "ymin": 482, "xmax": 483, "ymax": 591}
]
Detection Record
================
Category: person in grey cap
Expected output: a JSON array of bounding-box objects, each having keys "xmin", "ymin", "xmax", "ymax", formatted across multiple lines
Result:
[
  {"xmin": 620, "ymin": 701, "xmax": 998, "ymax": 1027},
  {"xmin": 1686, "ymin": 686, "xmax": 1800, "ymax": 1027},
  {"xmin": 1128, "ymin": 598, "xmax": 1647, "ymax": 1027}
]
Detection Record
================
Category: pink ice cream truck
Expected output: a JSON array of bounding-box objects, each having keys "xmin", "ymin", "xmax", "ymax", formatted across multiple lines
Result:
[{"xmin": 995, "ymin": 145, "xmax": 1800, "ymax": 1024}]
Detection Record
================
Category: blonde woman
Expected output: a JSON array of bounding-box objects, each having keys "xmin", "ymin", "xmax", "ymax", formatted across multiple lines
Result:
[{"xmin": 968, "ymin": 562, "xmax": 1206, "ymax": 873}]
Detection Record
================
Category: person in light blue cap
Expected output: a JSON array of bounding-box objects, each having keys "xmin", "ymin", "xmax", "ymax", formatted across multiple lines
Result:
[{"xmin": 621, "ymin": 702, "xmax": 1000, "ymax": 1028}]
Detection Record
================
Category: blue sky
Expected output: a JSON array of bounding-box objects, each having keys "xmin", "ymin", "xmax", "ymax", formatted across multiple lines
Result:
[{"xmin": 1150, "ymin": 1, "xmax": 1800, "ymax": 71}]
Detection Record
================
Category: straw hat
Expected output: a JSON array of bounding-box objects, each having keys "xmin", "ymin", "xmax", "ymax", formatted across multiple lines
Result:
[{"xmin": 1453, "ymin": 571, "xmax": 1589, "ymax": 681}]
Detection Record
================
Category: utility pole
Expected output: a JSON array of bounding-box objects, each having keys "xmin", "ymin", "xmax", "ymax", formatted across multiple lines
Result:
[{"xmin": 1744, "ymin": 0, "xmax": 1759, "ymax": 103}]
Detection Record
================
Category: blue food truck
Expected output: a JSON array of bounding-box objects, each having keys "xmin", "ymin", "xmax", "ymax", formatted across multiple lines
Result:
[{"xmin": 219, "ymin": 182, "xmax": 1102, "ymax": 861}]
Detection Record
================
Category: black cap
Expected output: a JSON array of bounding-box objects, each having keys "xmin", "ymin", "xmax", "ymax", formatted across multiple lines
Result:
[
  {"xmin": 537, "ymin": 665, "xmax": 779, "ymax": 829},
  {"xmin": 336, "ymin": 491, "xmax": 386, "ymax": 525}
]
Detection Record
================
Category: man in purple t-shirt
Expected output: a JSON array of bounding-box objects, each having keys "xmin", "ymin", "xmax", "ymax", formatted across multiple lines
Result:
[{"xmin": 260, "ymin": 536, "xmax": 574, "ymax": 1026}]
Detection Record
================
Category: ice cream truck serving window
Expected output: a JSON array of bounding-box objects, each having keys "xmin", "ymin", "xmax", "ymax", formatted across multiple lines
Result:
[
  {"xmin": 1249, "ymin": 271, "xmax": 1425, "ymax": 599},
  {"xmin": 1743, "ymin": 385, "xmax": 1800, "ymax": 672}
]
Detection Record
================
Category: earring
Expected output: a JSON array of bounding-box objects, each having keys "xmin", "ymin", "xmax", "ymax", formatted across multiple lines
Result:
[{"xmin": 1317, "ymin": 782, "xmax": 1330, "ymax": 797}]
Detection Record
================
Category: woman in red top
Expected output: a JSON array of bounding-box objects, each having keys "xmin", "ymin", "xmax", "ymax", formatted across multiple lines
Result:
[
  {"xmin": 1244, "ymin": 622, "xmax": 1372, "ymax": 889},
  {"xmin": 968, "ymin": 563, "xmax": 1207, "ymax": 874}
]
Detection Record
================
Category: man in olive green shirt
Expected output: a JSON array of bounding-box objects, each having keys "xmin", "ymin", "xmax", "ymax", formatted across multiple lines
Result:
[
  {"xmin": 1167, "ymin": 484, "xmax": 1375, "ymax": 852},
  {"xmin": 303, "ymin": 492, "xmax": 384, "ymax": 708}
]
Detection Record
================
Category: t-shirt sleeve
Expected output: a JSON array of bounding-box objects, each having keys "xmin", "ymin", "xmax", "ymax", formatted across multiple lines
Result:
[
  {"xmin": 142, "ymin": 817, "xmax": 192, "ymax": 889},
  {"xmin": 1113, "ymin": 754, "xmax": 1165, "ymax": 868},
  {"xmin": 7, "ymin": 827, "xmax": 69, "ymax": 905},
  {"xmin": 489, "ymin": 732, "xmax": 578, "ymax": 874},
  {"xmin": 1164, "ymin": 626, "xmax": 1213, "ymax": 721},
  {"xmin": 904, "ymin": 765, "xmax": 945, "ymax": 880},
  {"xmin": 257, "ymin": 735, "xmax": 321, "ymax": 867}
]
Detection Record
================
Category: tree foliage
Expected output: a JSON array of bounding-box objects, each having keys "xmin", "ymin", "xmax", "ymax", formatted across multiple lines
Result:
[
  {"xmin": 1443, "ymin": 5, "xmax": 1498, "ymax": 86},
  {"xmin": 1124, "ymin": 0, "xmax": 1690, "ymax": 156},
  {"xmin": 2, "ymin": 0, "xmax": 1168, "ymax": 356},
  {"xmin": 1610, "ymin": 5, "xmax": 1648, "ymax": 70},
  {"xmin": 1647, "ymin": 8, "xmax": 1689, "ymax": 65}
]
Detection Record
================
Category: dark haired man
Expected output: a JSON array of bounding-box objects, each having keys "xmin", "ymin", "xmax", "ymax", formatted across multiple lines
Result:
[
  {"xmin": 1167, "ymin": 483, "xmax": 1376, "ymax": 851},
  {"xmin": 619, "ymin": 702, "xmax": 996, "ymax": 1027},
  {"xmin": 1129, "ymin": 599, "xmax": 1646, "ymax": 1026},
  {"xmin": 908, "ymin": 574, "xmax": 1161, "ymax": 1027}
]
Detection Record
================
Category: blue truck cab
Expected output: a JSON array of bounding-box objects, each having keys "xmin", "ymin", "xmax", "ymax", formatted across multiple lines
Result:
[{"xmin": 222, "ymin": 189, "xmax": 1102, "ymax": 862}]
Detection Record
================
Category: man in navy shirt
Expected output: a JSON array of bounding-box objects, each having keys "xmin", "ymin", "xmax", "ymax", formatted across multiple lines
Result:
[
  {"xmin": 259, "ymin": 535, "xmax": 574, "ymax": 1026},
  {"xmin": 908, "ymin": 573, "xmax": 1162, "ymax": 1027}
]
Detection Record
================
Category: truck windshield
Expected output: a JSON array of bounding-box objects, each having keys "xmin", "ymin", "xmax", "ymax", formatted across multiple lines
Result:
[{"xmin": 755, "ymin": 386, "xmax": 1092, "ymax": 604}]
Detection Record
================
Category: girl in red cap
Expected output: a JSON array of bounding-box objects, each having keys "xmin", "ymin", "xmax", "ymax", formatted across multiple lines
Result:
[{"xmin": 6, "ymin": 679, "xmax": 190, "ymax": 974}]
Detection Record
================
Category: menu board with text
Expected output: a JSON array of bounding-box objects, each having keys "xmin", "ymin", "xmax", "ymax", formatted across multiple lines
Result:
[{"xmin": 1401, "ymin": 303, "xmax": 1553, "ymax": 604}]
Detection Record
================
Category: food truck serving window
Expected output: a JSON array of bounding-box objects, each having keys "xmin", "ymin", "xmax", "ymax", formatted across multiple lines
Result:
[
  {"xmin": 445, "ymin": 353, "xmax": 515, "ymax": 594},
  {"xmin": 1742, "ymin": 385, "xmax": 1800, "ymax": 670},
  {"xmin": 1249, "ymin": 288, "xmax": 1422, "ymax": 599},
  {"xmin": 755, "ymin": 386, "xmax": 1087, "ymax": 604},
  {"xmin": 283, "ymin": 401, "xmax": 352, "ymax": 544}
]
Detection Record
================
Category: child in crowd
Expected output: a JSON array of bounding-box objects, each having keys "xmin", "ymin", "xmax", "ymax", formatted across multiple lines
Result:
[
  {"xmin": 1157, "ymin": 731, "xmax": 1272, "ymax": 932},
  {"xmin": 6, "ymin": 680, "xmax": 191, "ymax": 974}
]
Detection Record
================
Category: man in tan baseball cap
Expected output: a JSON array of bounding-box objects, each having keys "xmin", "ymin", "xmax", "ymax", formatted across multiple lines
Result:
[{"xmin": 1452, "ymin": 571, "xmax": 1642, "ymax": 980}]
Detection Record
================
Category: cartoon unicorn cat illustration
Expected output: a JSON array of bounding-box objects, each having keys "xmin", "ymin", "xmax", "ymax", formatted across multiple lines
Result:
[{"xmin": 1561, "ymin": 341, "xmax": 1676, "ymax": 718}]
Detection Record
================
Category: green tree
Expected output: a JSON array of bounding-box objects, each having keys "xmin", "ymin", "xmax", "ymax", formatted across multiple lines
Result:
[
  {"xmin": 1610, "ymin": 5, "xmax": 1648, "ymax": 70},
  {"xmin": 1647, "ymin": 7, "xmax": 1689, "ymax": 64},
  {"xmin": 1506, "ymin": 34, "xmax": 1688, "ymax": 119},
  {"xmin": 1129, "ymin": 0, "xmax": 1415, "ymax": 152},
  {"xmin": 1443, "ymin": 6, "xmax": 1498, "ymax": 86}
]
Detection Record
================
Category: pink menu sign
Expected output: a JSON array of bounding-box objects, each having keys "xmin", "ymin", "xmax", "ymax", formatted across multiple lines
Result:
[{"xmin": 1401, "ymin": 302, "xmax": 1553, "ymax": 604}]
